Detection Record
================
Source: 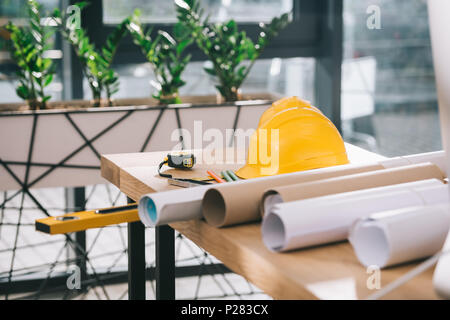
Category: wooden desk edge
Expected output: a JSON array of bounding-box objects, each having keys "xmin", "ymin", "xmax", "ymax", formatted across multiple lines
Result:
[
  {"xmin": 120, "ymin": 169, "xmax": 155, "ymax": 201},
  {"xmin": 101, "ymin": 155, "xmax": 121, "ymax": 188}
]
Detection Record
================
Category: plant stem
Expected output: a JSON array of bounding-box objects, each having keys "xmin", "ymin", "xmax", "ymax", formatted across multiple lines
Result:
[
  {"xmin": 27, "ymin": 69, "xmax": 38, "ymax": 110},
  {"xmin": 92, "ymin": 89, "xmax": 101, "ymax": 107},
  {"xmin": 159, "ymin": 90, "xmax": 181, "ymax": 105},
  {"xmin": 106, "ymin": 89, "xmax": 113, "ymax": 106}
]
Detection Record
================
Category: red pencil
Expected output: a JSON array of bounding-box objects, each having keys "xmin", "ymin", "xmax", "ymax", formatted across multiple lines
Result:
[{"xmin": 207, "ymin": 170, "xmax": 226, "ymax": 183}]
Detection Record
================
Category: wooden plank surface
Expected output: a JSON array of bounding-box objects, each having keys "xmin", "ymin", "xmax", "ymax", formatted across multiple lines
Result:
[{"xmin": 100, "ymin": 144, "xmax": 439, "ymax": 300}]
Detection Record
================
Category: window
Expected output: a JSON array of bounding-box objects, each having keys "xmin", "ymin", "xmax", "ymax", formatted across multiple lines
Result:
[
  {"xmin": 103, "ymin": 0, "xmax": 294, "ymax": 24},
  {"xmin": 0, "ymin": 0, "xmax": 57, "ymax": 19},
  {"xmin": 84, "ymin": 58, "xmax": 315, "ymax": 102},
  {"xmin": 81, "ymin": 0, "xmax": 311, "ymax": 101},
  {"xmin": 341, "ymin": 0, "xmax": 441, "ymax": 156}
]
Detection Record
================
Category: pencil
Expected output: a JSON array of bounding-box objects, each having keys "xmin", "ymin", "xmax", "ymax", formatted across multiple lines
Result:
[
  {"xmin": 207, "ymin": 170, "xmax": 226, "ymax": 183},
  {"xmin": 227, "ymin": 170, "xmax": 241, "ymax": 181},
  {"xmin": 221, "ymin": 170, "xmax": 233, "ymax": 182}
]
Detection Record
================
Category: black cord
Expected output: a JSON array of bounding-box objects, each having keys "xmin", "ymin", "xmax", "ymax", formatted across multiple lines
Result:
[
  {"xmin": 158, "ymin": 160, "xmax": 172, "ymax": 178},
  {"xmin": 158, "ymin": 159, "xmax": 211, "ymax": 185}
]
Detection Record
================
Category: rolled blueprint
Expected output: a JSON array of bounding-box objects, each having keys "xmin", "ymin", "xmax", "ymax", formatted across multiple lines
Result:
[
  {"xmin": 138, "ymin": 185, "xmax": 211, "ymax": 226},
  {"xmin": 262, "ymin": 162, "xmax": 444, "ymax": 216},
  {"xmin": 262, "ymin": 179, "xmax": 446, "ymax": 252},
  {"xmin": 349, "ymin": 204, "xmax": 450, "ymax": 268},
  {"xmin": 380, "ymin": 150, "xmax": 446, "ymax": 174},
  {"xmin": 202, "ymin": 151, "xmax": 445, "ymax": 227}
]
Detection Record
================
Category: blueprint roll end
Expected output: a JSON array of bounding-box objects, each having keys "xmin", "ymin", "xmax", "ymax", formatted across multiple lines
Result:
[
  {"xmin": 262, "ymin": 212, "xmax": 286, "ymax": 252},
  {"xmin": 138, "ymin": 196, "xmax": 158, "ymax": 227},
  {"xmin": 350, "ymin": 221, "xmax": 390, "ymax": 268},
  {"xmin": 261, "ymin": 190, "xmax": 283, "ymax": 217},
  {"xmin": 262, "ymin": 192, "xmax": 284, "ymax": 217},
  {"xmin": 202, "ymin": 188, "xmax": 227, "ymax": 227}
]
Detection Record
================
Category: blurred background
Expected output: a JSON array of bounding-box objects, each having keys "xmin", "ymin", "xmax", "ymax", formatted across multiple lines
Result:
[{"xmin": 0, "ymin": 0, "xmax": 442, "ymax": 299}]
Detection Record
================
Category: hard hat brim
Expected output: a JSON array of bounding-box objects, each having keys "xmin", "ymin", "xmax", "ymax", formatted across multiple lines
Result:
[
  {"xmin": 235, "ymin": 152, "xmax": 350, "ymax": 179},
  {"xmin": 235, "ymin": 164, "xmax": 263, "ymax": 180}
]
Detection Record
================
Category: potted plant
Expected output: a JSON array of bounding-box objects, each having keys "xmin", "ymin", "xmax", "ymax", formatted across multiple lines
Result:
[
  {"xmin": 52, "ymin": 2, "xmax": 130, "ymax": 107},
  {"xmin": 127, "ymin": 9, "xmax": 191, "ymax": 105},
  {"xmin": 5, "ymin": 0, "xmax": 55, "ymax": 110},
  {"xmin": 175, "ymin": 0, "xmax": 290, "ymax": 102}
]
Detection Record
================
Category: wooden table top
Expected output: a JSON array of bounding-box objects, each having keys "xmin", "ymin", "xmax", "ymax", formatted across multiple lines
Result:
[{"xmin": 100, "ymin": 144, "xmax": 439, "ymax": 300}]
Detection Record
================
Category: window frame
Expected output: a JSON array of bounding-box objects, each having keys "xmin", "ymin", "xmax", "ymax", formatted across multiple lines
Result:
[{"xmin": 80, "ymin": 0, "xmax": 321, "ymax": 62}]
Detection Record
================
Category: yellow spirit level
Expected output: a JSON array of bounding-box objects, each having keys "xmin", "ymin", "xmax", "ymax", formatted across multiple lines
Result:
[{"xmin": 35, "ymin": 203, "xmax": 139, "ymax": 235}]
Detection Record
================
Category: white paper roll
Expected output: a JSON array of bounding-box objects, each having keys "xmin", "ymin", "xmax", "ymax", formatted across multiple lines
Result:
[
  {"xmin": 138, "ymin": 185, "xmax": 211, "ymax": 226},
  {"xmin": 349, "ymin": 204, "xmax": 450, "ymax": 268},
  {"xmin": 379, "ymin": 151, "xmax": 445, "ymax": 173},
  {"xmin": 262, "ymin": 162, "xmax": 445, "ymax": 217},
  {"xmin": 262, "ymin": 179, "xmax": 446, "ymax": 252},
  {"xmin": 380, "ymin": 150, "xmax": 446, "ymax": 175}
]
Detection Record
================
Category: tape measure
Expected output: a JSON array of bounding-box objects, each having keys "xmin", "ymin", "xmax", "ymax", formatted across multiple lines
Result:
[
  {"xmin": 158, "ymin": 153, "xmax": 196, "ymax": 178},
  {"xmin": 157, "ymin": 153, "xmax": 210, "ymax": 186},
  {"xmin": 157, "ymin": 152, "xmax": 209, "ymax": 186},
  {"xmin": 166, "ymin": 153, "xmax": 196, "ymax": 169}
]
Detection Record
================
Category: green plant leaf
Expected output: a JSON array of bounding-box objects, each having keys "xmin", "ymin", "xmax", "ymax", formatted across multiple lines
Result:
[
  {"xmin": 16, "ymin": 85, "xmax": 30, "ymax": 100},
  {"xmin": 173, "ymin": 22, "xmax": 188, "ymax": 41},
  {"xmin": 203, "ymin": 66, "xmax": 216, "ymax": 76},
  {"xmin": 175, "ymin": 0, "xmax": 192, "ymax": 11},
  {"xmin": 44, "ymin": 73, "xmax": 53, "ymax": 87},
  {"xmin": 6, "ymin": 0, "xmax": 56, "ymax": 108},
  {"xmin": 54, "ymin": 3, "xmax": 129, "ymax": 104},
  {"xmin": 176, "ymin": 38, "xmax": 190, "ymax": 56},
  {"xmin": 128, "ymin": 11, "xmax": 190, "ymax": 104},
  {"xmin": 75, "ymin": 1, "xmax": 89, "ymax": 11},
  {"xmin": 225, "ymin": 20, "xmax": 237, "ymax": 34},
  {"xmin": 176, "ymin": 0, "xmax": 290, "ymax": 101}
]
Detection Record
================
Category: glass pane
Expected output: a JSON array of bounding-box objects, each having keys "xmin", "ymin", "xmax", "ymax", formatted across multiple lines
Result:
[
  {"xmin": 83, "ymin": 58, "xmax": 315, "ymax": 103},
  {"xmin": 103, "ymin": 0, "xmax": 293, "ymax": 24},
  {"xmin": 341, "ymin": 0, "xmax": 440, "ymax": 157},
  {"xmin": 0, "ymin": 0, "xmax": 57, "ymax": 19}
]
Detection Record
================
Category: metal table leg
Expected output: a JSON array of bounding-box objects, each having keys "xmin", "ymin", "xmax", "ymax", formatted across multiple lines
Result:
[
  {"xmin": 65, "ymin": 187, "xmax": 87, "ymax": 284},
  {"xmin": 127, "ymin": 196, "xmax": 146, "ymax": 300},
  {"xmin": 128, "ymin": 221, "xmax": 146, "ymax": 300},
  {"xmin": 156, "ymin": 225, "xmax": 175, "ymax": 300}
]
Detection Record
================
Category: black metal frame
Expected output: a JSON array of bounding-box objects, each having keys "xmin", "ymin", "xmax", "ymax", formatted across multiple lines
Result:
[
  {"xmin": 64, "ymin": 187, "xmax": 87, "ymax": 287},
  {"xmin": 314, "ymin": 0, "xmax": 344, "ymax": 132},
  {"xmin": 0, "ymin": 110, "xmax": 133, "ymax": 194},
  {"xmin": 155, "ymin": 225, "xmax": 175, "ymax": 300},
  {"xmin": 127, "ymin": 197, "xmax": 146, "ymax": 300},
  {"xmin": 1, "ymin": 263, "xmax": 231, "ymax": 297}
]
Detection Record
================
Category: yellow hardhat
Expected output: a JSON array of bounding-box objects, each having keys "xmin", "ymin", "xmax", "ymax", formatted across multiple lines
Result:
[{"xmin": 235, "ymin": 96, "xmax": 349, "ymax": 179}]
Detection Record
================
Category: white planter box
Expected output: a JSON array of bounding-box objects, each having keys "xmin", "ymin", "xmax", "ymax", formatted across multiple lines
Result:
[{"xmin": 0, "ymin": 95, "xmax": 277, "ymax": 191}]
